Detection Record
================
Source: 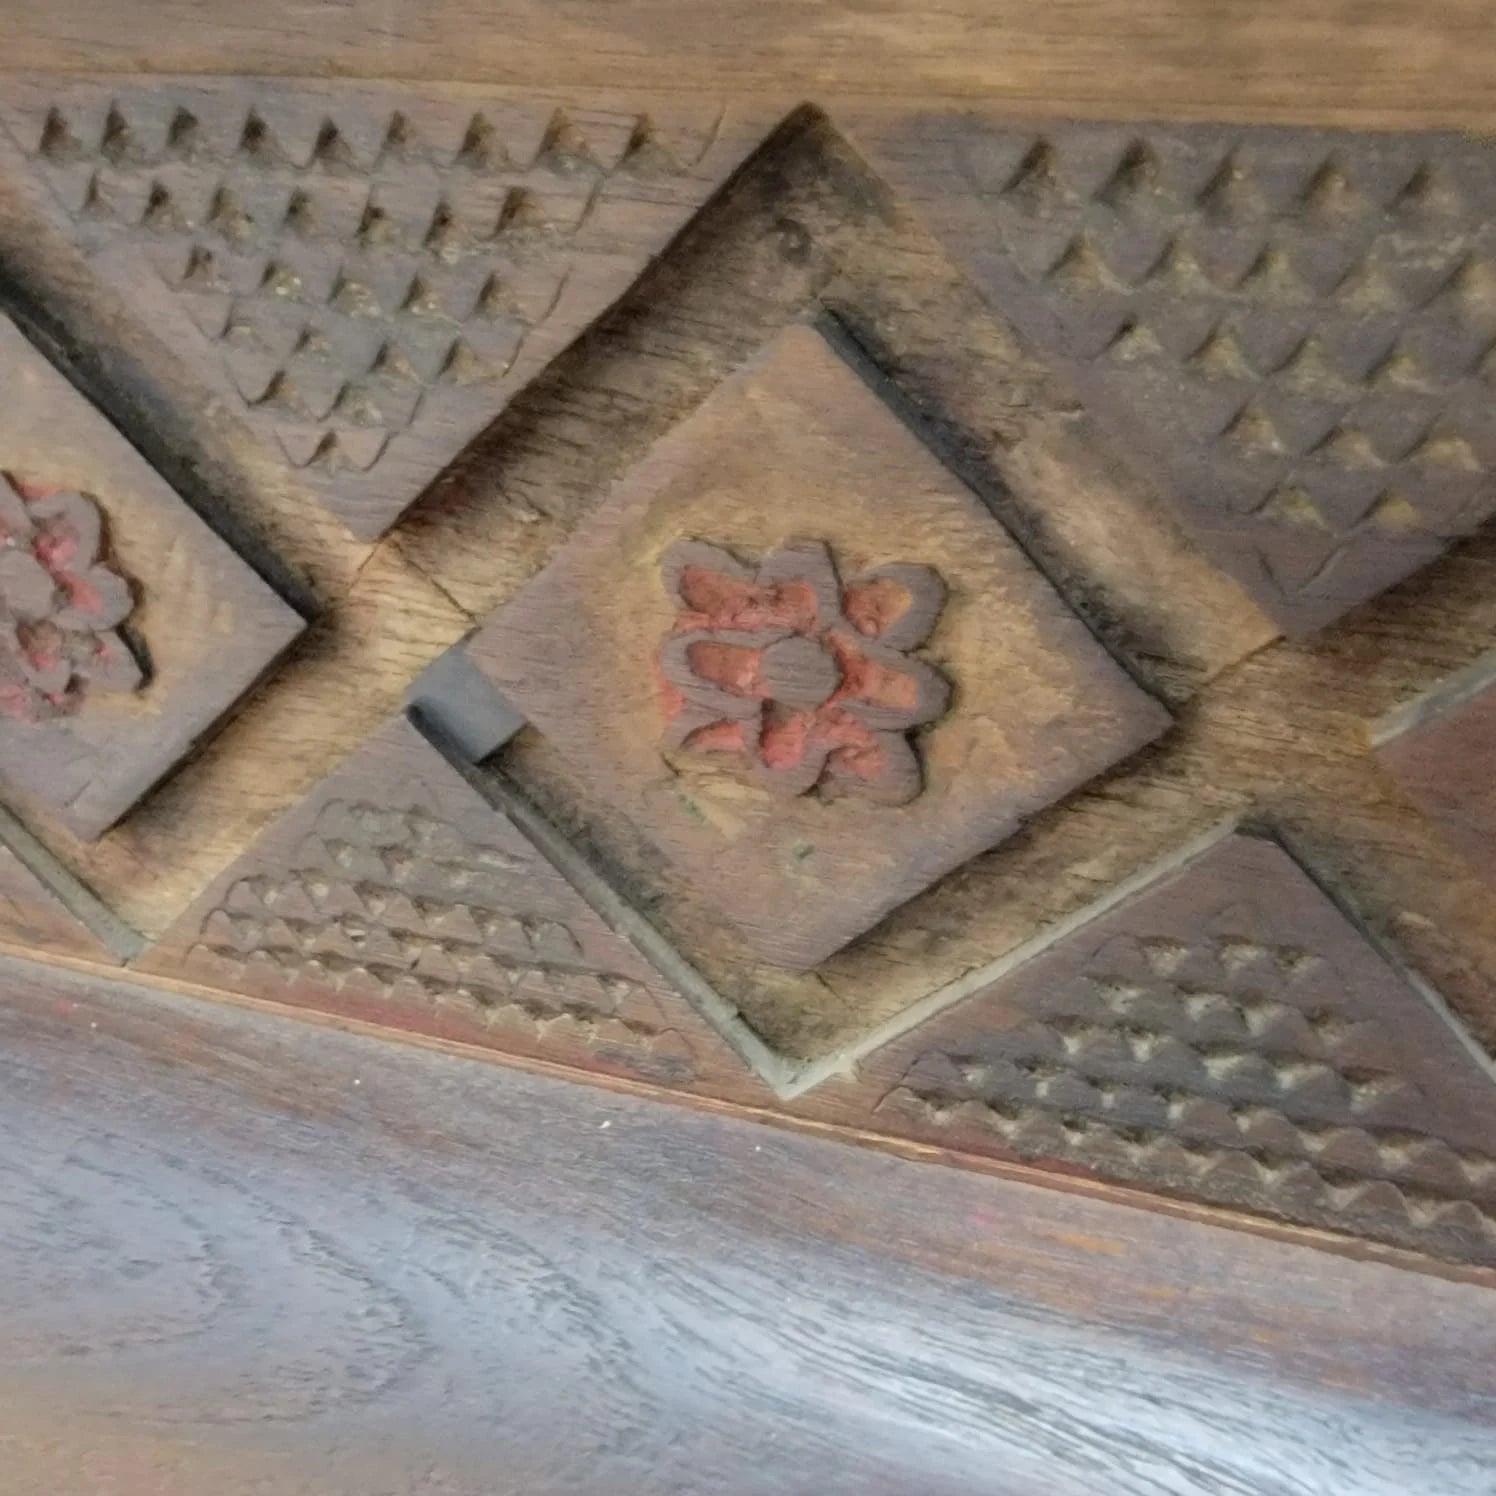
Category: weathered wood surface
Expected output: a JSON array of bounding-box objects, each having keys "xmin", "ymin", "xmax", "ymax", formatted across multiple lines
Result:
[
  {"xmin": 1374, "ymin": 649, "xmax": 1496, "ymax": 887},
  {"xmin": 468, "ymin": 321, "xmax": 1169, "ymax": 969},
  {"xmin": 0, "ymin": 309, "xmax": 303, "ymax": 840},
  {"xmin": 4, "ymin": 3, "xmax": 1496, "ymax": 131},
  {"xmin": 0, "ymin": 956, "xmax": 1493, "ymax": 1496},
  {"xmin": 805, "ymin": 830, "xmax": 1496, "ymax": 1266}
]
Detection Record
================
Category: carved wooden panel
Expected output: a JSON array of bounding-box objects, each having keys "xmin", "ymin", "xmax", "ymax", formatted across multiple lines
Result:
[
  {"xmin": 138, "ymin": 713, "xmax": 754, "ymax": 1094},
  {"xmin": 0, "ymin": 79, "xmax": 780, "ymax": 537},
  {"xmin": 846, "ymin": 116, "xmax": 1496, "ymax": 635},
  {"xmin": 0, "ymin": 68, "xmax": 1493, "ymax": 1281},
  {"xmin": 0, "ymin": 310, "xmax": 302, "ymax": 839},
  {"xmin": 819, "ymin": 831, "xmax": 1496, "ymax": 1265},
  {"xmin": 468, "ymin": 322, "xmax": 1169, "ymax": 969}
]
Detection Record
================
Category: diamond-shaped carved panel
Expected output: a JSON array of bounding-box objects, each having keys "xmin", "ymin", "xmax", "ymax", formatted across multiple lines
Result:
[
  {"xmin": 0, "ymin": 312, "xmax": 302, "ymax": 839},
  {"xmin": 0, "ymin": 79, "xmax": 780, "ymax": 537},
  {"xmin": 470, "ymin": 323, "xmax": 1169, "ymax": 970},
  {"xmin": 1374, "ymin": 649, "xmax": 1496, "ymax": 885},
  {"xmin": 840, "ymin": 831, "xmax": 1496, "ymax": 1265},
  {"xmin": 848, "ymin": 115, "xmax": 1496, "ymax": 635},
  {"xmin": 138, "ymin": 714, "xmax": 753, "ymax": 1094}
]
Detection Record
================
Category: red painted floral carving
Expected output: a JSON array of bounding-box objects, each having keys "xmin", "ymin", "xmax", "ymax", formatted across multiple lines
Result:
[
  {"xmin": 657, "ymin": 538, "xmax": 950, "ymax": 804},
  {"xmin": 0, "ymin": 474, "xmax": 142, "ymax": 723}
]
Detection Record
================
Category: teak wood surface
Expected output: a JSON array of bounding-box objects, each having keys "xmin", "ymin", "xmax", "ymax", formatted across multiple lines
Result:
[
  {"xmin": 2, "ymin": 959, "xmax": 1494, "ymax": 1496},
  {"xmin": 1, "ymin": 2, "xmax": 1496, "ymax": 1491}
]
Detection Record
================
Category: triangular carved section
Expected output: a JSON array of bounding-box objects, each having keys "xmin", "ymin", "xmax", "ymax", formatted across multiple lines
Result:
[
  {"xmin": 846, "ymin": 114, "xmax": 1496, "ymax": 635},
  {"xmin": 837, "ymin": 831, "xmax": 1496, "ymax": 1266},
  {"xmin": 136, "ymin": 714, "xmax": 759, "ymax": 1097},
  {"xmin": 0, "ymin": 80, "xmax": 783, "ymax": 537}
]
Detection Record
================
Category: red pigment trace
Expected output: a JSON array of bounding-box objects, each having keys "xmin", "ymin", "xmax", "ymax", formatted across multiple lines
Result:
[
  {"xmin": 686, "ymin": 640, "xmax": 766, "ymax": 696},
  {"xmin": 826, "ymin": 631, "xmax": 919, "ymax": 711},
  {"xmin": 842, "ymin": 576, "xmax": 911, "ymax": 638},
  {"xmin": 33, "ymin": 525, "xmax": 79, "ymax": 572},
  {"xmin": 676, "ymin": 569, "xmax": 818, "ymax": 634}
]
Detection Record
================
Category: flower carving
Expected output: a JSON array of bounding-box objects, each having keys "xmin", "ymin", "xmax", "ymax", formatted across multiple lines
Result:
[
  {"xmin": 0, "ymin": 474, "xmax": 143, "ymax": 723},
  {"xmin": 656, "ymin": 538, "xmax": 951, "ymax": 805}
]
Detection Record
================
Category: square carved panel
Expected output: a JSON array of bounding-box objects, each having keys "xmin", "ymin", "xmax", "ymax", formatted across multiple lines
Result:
[
  {"xmin": 0, "ymin": 312, "xmax": 303, "ymax": 839},
  {"xmin": 470, "ymin": 322, "xmax": 1169, "ymax": 969}
]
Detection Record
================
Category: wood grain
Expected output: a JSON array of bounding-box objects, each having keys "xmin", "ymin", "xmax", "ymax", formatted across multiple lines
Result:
[
  {"xmin": 0, "ymin": 955, "xmax": 1493, "ymax": 1494},
  {"xmin": 1374, "ymin": 648, "xmax": 1496, "ymax": 886},
  {"xmin": 0, "ymin": 309, "xmax": 303, "ymax": 839},
  {"xmin": 3, "ymin": 3, "xmax": 1496, "ymax": 131}
]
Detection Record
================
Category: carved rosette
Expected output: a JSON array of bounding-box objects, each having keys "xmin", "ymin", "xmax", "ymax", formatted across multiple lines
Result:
[
  {"xmin": 0, "ymin": 474, "xmax": 142, "ymax": 723},
  {"xmin": 656, "ymin": 538, "xmax": 951, "ymax": 804}
]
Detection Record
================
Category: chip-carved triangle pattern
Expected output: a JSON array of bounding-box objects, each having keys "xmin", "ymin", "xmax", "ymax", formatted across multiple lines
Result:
[
  {"xmin": 826, "ymin": 832, "xmax": 1496, "ymax": 1264},
  {"xmin": 136, "ymin": 714, "xmax": 760, "ymax": 1097},
  {"xmin": 0, "ymin": 80, "xmax": 783, "ymax": 537},
  {"xmin": 846, "ymin": 114, "xmax": 1496, "ymax": 634}
]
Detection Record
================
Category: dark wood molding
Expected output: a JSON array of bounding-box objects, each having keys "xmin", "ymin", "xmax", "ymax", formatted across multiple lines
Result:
[{"xmin": 0, "ymin": 954, "xmax": 1492, "ymax": 1493}]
